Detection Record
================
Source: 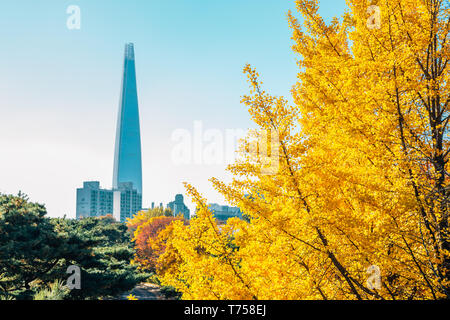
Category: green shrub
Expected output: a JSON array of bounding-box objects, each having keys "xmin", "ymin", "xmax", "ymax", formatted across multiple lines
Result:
[{"xmin": 33, "ymin": 280, "xmax": 70, "ymax": 300}]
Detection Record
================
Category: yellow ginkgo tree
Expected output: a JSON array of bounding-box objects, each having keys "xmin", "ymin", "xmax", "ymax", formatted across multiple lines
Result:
[{"xmin": 159, "ymin": 0, "xmax": 449, "ymax": 300}]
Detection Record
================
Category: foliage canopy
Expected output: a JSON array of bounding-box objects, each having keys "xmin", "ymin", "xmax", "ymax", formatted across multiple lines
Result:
[{"xmin": 159, "ymin": 0, "xmax": 450, "ymax": 300}]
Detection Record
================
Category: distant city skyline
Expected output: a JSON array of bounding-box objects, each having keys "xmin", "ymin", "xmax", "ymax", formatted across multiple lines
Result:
[{"xmin": 0, "ymin": 0, "xmax": 347, "ymax": 218}]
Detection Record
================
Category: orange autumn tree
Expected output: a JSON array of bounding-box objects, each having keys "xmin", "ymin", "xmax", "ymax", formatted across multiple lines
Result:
[
  {"xmin": 128, "ymin": 215, "xmax": 183, "ymax": 272},
  {"xmin": 159, "ymin": 0, "xmax": 449, "ymax": 300}
]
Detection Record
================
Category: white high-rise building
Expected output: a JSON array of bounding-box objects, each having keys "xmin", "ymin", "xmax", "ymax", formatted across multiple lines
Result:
[{"xmin": 76, "ymin": 181, "xmax": 114, "ymax": 219}]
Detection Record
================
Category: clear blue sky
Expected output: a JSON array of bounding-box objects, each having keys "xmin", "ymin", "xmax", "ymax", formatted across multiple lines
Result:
[{"xmin": 0, "ymin": 0, "xmax": 347, "ymax": 218}]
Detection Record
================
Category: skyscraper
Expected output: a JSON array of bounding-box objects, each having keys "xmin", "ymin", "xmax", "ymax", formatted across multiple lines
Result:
[
  {"xmin": 113, "ymin": 43, "xmax": 143, "ymax": 195},
  {"xmin": 76, "ymin": 43, "xmax": 144, "ymax": 222},
  {"xmin": 112, "ymin": 43, "xmax": 143, "ymax": 221}
]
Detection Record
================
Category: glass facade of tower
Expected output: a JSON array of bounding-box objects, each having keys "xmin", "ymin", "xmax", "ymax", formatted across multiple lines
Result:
[
  {"xmin": 112, "ymin": 43, "xmax": 143, "ymax": 220},
  {"xmin": 76, "ymin": 44, "xmax": 143, "ymax": 223},
  {"xmin": 113, "ymin": 43, "xmax": 143, "ymax": 196}
]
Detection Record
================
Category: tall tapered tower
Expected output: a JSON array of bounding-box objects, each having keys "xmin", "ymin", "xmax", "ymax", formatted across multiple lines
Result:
[{"xmin": 113, "ymin": 43, "xmax": 143, "ymax": 209}]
